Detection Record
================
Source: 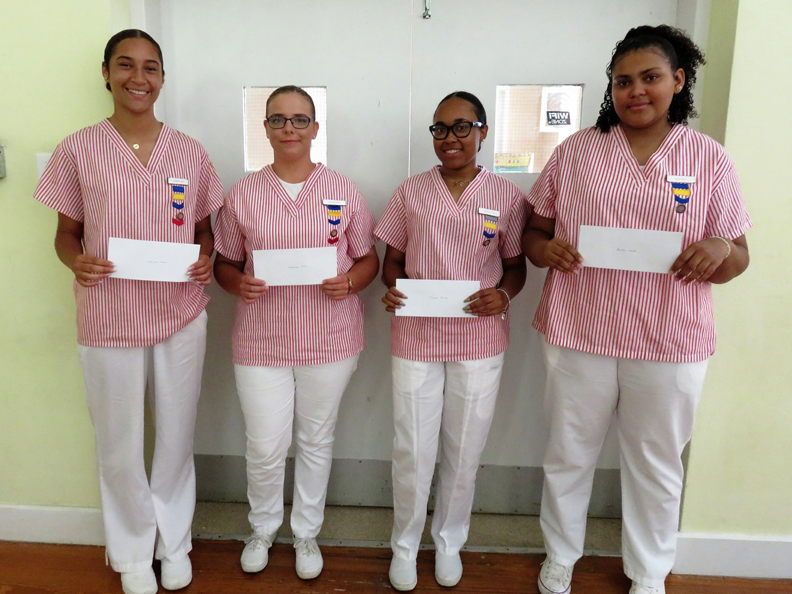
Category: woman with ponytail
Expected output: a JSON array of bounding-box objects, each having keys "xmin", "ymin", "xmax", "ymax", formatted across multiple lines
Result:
[
  {"xmin": 34, "ymin": 29, "xmax": 224, "ymax": 594},
  {"xmin": 376, "ymin": 91, "xmax": 527, "ymax": 591}
]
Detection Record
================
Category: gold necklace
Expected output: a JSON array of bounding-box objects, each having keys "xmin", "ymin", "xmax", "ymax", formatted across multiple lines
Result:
[{"xmin": 441, "ymin": 173, "xmax": 474, "ymax": 188}]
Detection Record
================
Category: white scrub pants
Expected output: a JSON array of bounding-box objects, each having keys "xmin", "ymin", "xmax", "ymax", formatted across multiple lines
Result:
[
  {"xmin": 539, "ymin": 340, "xmax": 708, "ymax": 588},
  {"xmin": 78, "ymin": 311, "xmax": 207, "ymax": 573},
  {"xmin": 390, "ymin": 354, "xmax": 504, "ymax": 560},
  {"xmin": 234, "ymin": 355, "xmax": 359, "ymax": 539}
]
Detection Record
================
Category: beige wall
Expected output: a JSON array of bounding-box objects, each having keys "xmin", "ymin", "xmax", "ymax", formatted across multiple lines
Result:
[
  {"xmin": 681, "ymin": 0, "xmax": 792, "ymax": 534},
  {"xmin": 0, "ymin": 0, "xmax": 118, "ymax": 507},
  {"xmin": 698, "ymin": 0, "xmax": 740, "ymax": 144}
]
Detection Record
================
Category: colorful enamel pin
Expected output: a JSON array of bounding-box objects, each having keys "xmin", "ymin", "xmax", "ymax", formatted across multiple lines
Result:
[
  {"xmin": 667, "ymin": 175, "xmax": 695, "ymax": 214},
  {"xmin": 327, "ymin": 205, "xmax": 341, "ymax": 244},
  {"xmin": 171, "ymin": 185, "xmax": 186, "ymax": 225},
  {"xmin": 324, "ymin": 199, "xmax": 345, "ymax": 245},
  {"xmin": 168, "ymin": 177, "xmax": 189, "ymax": 226},
  {"xmin": 478, "ymin": 207, "xmax": 500, "ymax": 246}
]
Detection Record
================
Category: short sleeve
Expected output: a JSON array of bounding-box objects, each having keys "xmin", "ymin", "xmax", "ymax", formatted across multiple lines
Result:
[
  {"xmin": 194, "ymin": 150, "xmax": 225, "ymax": 220},
  {"xmin": 214, "ymin": 190, "xmax": 247, "ymax": 261},
  {"xmin": 702, "ymin": 151, "xmax": 752, "ymax": 240},
  {"xmin": 525, "ymin": 149, "xmax": 559, "ymax": 220},
  {"xmin": 499, "ymin": 188, "xmax": 528, "ymax": 259},
  {"xmin": 374, "ymin": 186, "xmax": 408, "ymax": 252},
  {"xmin": 33, "ymin": 140, "xmax": 84, "ymax": 221},
  {"xmin": 344, "ymin": 187, "xmax": 376, "ymax": 259}
]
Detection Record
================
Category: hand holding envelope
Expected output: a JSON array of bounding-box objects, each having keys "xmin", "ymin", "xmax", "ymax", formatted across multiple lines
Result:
[
  {"xmin": 543, "ymin": 236, "xmax": 584, "ymax": 274},
  {"xmin": 108, "ymin": 238, "xmax": 201, "ymax": 282},
  {"xmin": 70, "ymin": 253, "xmax": 115, "ymax": 288},
  {"xmin": 252, "ymin": 247, "xmax": 338, "ymax": 286},
  {"xmin": 577, "ymin": 226, "xmax": 683, "ymax": 274},
  {"xmin": 392, "ymin": 279, "xmax": 480, "ymax": 318}
]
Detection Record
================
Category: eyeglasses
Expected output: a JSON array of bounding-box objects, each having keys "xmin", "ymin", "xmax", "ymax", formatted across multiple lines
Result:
[
  {"xmin": 265, "ymin": 115, "xmax": 313, "ymax": 129},
  {"xmin": 429, "ymin": 120, "xmax": 483, "ymax": 140}
]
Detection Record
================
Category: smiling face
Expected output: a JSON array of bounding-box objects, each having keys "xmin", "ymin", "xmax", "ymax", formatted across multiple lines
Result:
[
  {"xmin": 611, "ymin": 47, "xmax": 685, "ymax": 135},
  {"xmin": 102, "ymin": 37, "xmax": 164, "ymax": 116},
  {"xmin": 432, "ymin": 97, "xmax": 488, "ymax": 172},
  {"xmin": 265, "ymin": 92, "xmax": 319, "ymax": 163}
]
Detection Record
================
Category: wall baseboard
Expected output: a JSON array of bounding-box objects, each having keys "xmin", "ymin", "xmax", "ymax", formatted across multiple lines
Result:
[
  {"xmin": 674, "ymin": 532, "xmax": 792, "ymax": 579},
  {"xmin": 194, "ymin": 456, "xmax": 622, "ymax": 517},
  {"xmin": 0, "ymin": 504, "xmax": 105, "ymax": 546}
]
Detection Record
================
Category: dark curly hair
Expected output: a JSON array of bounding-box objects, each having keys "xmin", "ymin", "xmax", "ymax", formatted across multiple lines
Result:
[{"xmin": 595, "ymin": 25, "xmax": 705, "ymax": 133}]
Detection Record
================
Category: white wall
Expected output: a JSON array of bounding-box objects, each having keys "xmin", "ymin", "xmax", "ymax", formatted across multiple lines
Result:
[{"xmin": 151, "ymin": 0, "xmax": 686, "ymax": 470}]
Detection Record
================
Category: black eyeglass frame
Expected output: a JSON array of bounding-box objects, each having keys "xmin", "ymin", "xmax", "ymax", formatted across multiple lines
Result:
[
  {"xmin": 429, "ymin": 120, "xmax": 484, "ymax": 140},
  {"xmin": 265, "ymin": 115, "xmax": 314, "ymax": 130}
]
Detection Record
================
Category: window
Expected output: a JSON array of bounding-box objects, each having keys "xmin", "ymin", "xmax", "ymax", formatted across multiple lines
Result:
[
  {"xmin": 244, "ymin": 86, "xmax": 328, "ymax": 172},
  {"xmin": 494, "ymin": 84, "xmax": 583, "ymax": 174}
]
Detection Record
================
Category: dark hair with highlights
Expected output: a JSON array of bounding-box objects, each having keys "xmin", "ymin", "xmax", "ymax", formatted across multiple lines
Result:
[
  {"xmin": 103, "ymin": 29, "xmax": 164, "ymax": 92},
  {"xmin": 595, "ymin": 24, "xmax": 705, "ymax": 133},
  {"xmin": 266, "ymin": 85, "xmax": 316, "ymax": 119},
  {"xmin": 435, "ymin": 91, "xmax": 487, "ymax": 126}
]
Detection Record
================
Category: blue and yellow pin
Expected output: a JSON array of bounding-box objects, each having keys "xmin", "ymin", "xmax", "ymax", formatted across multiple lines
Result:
[
  {"xmin": 482, "ymin": 215, "xmax": 497, "ymax": 245},
  {"xmin": 671, "ymin": 183, "xmax": 690, "ymax": 213},
  {"xmin": 327, "ymin": 205, "xmax": 341, "ymax": 244},
  {"xmin": 171, "ymin": 184, "xmax": 185, "ymax": 225}
]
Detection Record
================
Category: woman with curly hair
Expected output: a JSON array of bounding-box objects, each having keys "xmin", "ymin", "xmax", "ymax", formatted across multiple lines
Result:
[{"xmin": 522, "ymin": 25, "xmax": 751, "ymax": 594}]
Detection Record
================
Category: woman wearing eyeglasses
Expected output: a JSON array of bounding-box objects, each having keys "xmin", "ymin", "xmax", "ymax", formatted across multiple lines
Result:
[
  {"xmin": 375, "ymin": 91, "xmax": 527, "ymax": 591},
  {"xmin": 213, "ymin": 85, "xmax": 378, "ymax": 581}
]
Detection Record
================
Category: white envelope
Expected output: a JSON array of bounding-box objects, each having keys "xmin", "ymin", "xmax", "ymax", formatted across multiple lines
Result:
[
  {"xmin": 108, "ymin": 238, "xmax": 199, "ymax": 282},
  {"xmin": 253, "ymin": 246, "xmax": 337, "ymax": 286},
  {"xmin": 395, "ymin": 279, "xmax": 480, "ymax": 318},
  {"xmin": 577, "ymin": 225, "xmax": 683, "ymax": 274}
]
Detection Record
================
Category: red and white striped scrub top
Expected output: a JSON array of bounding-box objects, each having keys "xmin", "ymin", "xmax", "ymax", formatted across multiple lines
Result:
[
  {"xmin": 214, "ymin": 164, "xmax": 376, "ymax": 367},
  {"xmin": 34, "ymin": 120, "xmax": 224, "ymax": 348},
  {"xmin": 375, "ymin": 166, "xmax": 527, "ymax": 362},
  {"xmin": 526, "ymin": 124, "xmax": 752, "ymax": 363}
]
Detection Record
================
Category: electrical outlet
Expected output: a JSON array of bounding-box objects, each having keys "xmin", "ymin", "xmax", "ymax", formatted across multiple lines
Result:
[{"xmin": 0, "ymin": 145, "xmax": 6, "ymax": 179}]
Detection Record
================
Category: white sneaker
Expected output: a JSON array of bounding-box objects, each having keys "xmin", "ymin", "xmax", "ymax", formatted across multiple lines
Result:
[
  {"xmin": 241, "ymin": 532, "xmax": 274, "ymax": 573},
  {"xmin": 120, "ymin": 568, "xmax": 158, "ymax": 594},
  {"xmin": 537, "ymin": 558, "xmax": 573, "ymax": 594},
  {"xmin": 629, "ymin": 582, "xmax": 665, "ymax": 594},
  {"xmin": 161, "ymin": 555, "xmax": 192, "ymax": 590},
  {"xmin": 294, "ymin": 537, "xmax": 323, "ymax": 580},
  {"xmin": 435, "ymin": 551, "xmax": 463, "ymax": 587},
  {"xmin": 389, "ymin": 556, "xmax": 417, "ymax": 591}
]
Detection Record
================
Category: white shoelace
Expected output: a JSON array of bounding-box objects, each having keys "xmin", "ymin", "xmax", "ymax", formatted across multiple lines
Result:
[
  {"xmin": 543, "ymin": 560, "xmax": 572, "ymax": 584},
  {"xmin": 244, "ymin": 533, "xmax": 272, "ymax": 549},
  {"xmin": 294, "ymin": 537, "xmax": 319, "ymax": 557}
]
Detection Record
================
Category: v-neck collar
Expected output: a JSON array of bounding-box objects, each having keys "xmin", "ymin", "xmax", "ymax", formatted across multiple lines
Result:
[
  {"xmin": 430, "ymin": 165, "xmax": 489, "ymax": 216},
  {"xmin": 99, "ymin": 118, "xmax": 170, "ymax": 183},
  {"xmin": 263, "ymin": 163, "xmax": 326, "ymax": 216},
  {"xmin": 612, "ymin": 123, "xmax": 686, "ymax": 185}
]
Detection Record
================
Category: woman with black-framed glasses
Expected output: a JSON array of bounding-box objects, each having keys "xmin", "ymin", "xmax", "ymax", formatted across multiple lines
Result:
[
  {"xmin": 374, "ymin": 91, "xmax": 528, "ymax": 591},
  {"xmin": 213, "ymin": 85, "xmax": 379, "ymax": 581}
]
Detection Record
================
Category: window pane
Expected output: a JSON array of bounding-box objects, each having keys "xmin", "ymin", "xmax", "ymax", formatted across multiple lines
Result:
[
  {"xmin": 494, "ymin": 84, "xmax": 583, "ymax": 174},
  {"xmin": 244, "ymin": 87, "xmax": 328, "ymax": 172}
]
